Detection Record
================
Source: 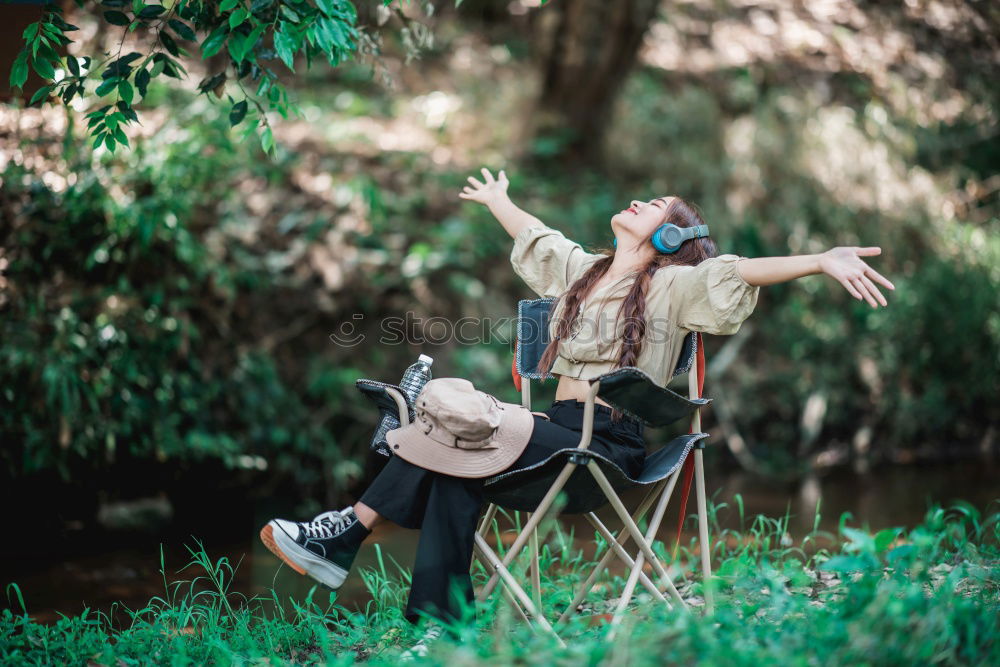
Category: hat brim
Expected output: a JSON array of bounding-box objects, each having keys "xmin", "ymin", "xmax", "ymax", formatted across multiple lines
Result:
[{"xmin": 386, "ymin": 400, "xmax": 535, "ymax": 479}]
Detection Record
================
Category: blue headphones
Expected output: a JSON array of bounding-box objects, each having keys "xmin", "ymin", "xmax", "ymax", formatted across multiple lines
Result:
[{"xmin": 613, "ymin": 223, "xmax": 710, "ymax": 254}]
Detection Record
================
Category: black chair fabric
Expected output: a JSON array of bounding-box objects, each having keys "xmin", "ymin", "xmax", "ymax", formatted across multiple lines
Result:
[
  {"xmin": 592, "ymin": 367, "xmax": 711, "ymax": 428},
  {"xmin": 356, "ymin": 379, "xmax": 416, "ymax": 455},
  {"xmin": 483, "ymin": 433, "xmax": 707, "ymax": 514},
  {"xmin": 515, "ymin": 298, "xmax": 556, "ymax": 380}
]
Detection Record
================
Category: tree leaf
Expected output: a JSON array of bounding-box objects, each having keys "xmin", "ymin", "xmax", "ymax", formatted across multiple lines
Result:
[
  {"xmin": 117, "ymin": 101, "xmax": 138, "ymax": 122},
  {"xmin": 229, "ymin": 8, "xmax": 248, "ymax": 29},
  {"xmin": 220, "ymin": 0, "xmax": 239, "ymax": 11},
  {"xmin": 29, "ymin": 84, "xmax": 54, "ymax": 105},
  {"xmin": 61, "ymin": 82, "xmax": 79, "ymax": 104},
  {"xmin": 227, "ymin": 32, "xmax": 246, "ymax": 62},
  {"xmin": 137, "ymin": 5, "xmax": 164, "ymax": 19},
  {"xmin": 118, "ymin": 80, "xmax": 134, "ymax": 105},
  {"xmin": 273, "ymin": 27, "xmax": 298, "ymax": 71},
  {"xmin": 103, "ymin": 11, "xmax": 131, "ymax": 26},
  {"xmin": 201, "ymin": 25, "xmax": 228, "ymax": 59},
  {"xmin": 247, "ymin": 24, "xmax": 265, "ymax": 53},
  {"xmin": 66, "ymin": 56, "xmax": 80, "ymax": 77},
  {"xmin": 229, "ymin": 99, "xmax": 248, "ymax": 126},
  {"xmin": 9, "ymin": 51, "xmax": 29, "ymax": 89},
  {"xmin": 159, "ymin": 30, "xmax": 180, "ymax": 57},
  {"xmin": 229, "ymin": 23, "xmax": 264, "ymax": 63},
  {"xmin": 168, "ymin": 18, "xmax": 196, "ymax": 42},
  {"xmin": 95, "ymin": 77, "xmax": 118, "ymax": 97},
  {"xmin": 32, "ymin": 55, "xmax": 55, "ymax": 80},
  {"xmin": 315, "ymin": 0, "xmax": 342, "ymax": 18},
  {"xmin": 135, "ymin": 68, "xmax": 150, "ymax": 97}
]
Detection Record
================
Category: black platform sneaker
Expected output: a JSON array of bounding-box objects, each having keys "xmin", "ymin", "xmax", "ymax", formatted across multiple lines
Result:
[{"xmin": 259, "ymin": 507, "xmax": 371, "ymax": 589}]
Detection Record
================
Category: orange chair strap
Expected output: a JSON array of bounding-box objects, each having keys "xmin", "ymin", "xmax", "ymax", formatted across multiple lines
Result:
[{"xmin": 674, "ymin": 333, "xmax": 705, "ymax": 558}]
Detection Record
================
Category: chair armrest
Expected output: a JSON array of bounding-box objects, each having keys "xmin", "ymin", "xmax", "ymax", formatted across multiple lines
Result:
[
  {"xmin": 355, "ymin": 379, "xmax": 415, "ymax": 424},
  {"xmin": 575, "ymin": 380, "xmax": 602, "ymax": 451}
]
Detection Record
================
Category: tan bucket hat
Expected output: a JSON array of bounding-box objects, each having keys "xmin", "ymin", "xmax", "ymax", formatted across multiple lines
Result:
[{"xmin": 385, "ymin": 378, "xmax": 535, "ymax": 478}]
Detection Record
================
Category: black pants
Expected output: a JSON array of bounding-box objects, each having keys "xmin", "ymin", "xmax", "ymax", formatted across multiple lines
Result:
[{"xmin": 358, "ymin": 399, "xmax": 645, "ymax": 624}]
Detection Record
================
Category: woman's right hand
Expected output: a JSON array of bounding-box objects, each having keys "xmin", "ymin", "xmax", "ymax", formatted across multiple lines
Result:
[
  {"xmin": 459, "ymin": 167, "xmax": 509, "ymax": 207},
  {"xmin": 818, "ymin": 246, "xmax": 895, "ymax": 308}
]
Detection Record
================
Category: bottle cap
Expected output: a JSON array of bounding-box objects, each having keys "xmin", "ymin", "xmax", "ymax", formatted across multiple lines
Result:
[{"xmin": 418, "ymin": 354, "xmax": 434, "ymax": 365}]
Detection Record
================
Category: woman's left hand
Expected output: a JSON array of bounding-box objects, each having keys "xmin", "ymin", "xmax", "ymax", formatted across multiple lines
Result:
[{"xmin": 818, "ymin": 247, "xmax": 895, "ymax": 308}]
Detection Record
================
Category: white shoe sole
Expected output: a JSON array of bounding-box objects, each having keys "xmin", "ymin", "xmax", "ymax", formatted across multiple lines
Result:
[{"xmin": 259, "ymin": 521, "xmax": 349, "ymax": 589}]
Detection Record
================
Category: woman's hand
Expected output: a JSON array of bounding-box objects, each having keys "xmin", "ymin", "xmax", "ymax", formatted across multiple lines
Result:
[
  {"xmin": 459, "ymin": 167, "xmax": 544, "ymax": 239},
  {"xmin": 459, "ymin": 167, "xmax": 509, "ymax": 207},
  {"xmin": 818, "ymin": 246, "xmax": 895, "ymax": 308}
]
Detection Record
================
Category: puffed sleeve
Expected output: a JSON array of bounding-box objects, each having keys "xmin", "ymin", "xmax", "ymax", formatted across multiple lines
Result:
[
  {"xmin": 510, "ymin": 225, "xmax": 603, "ymax": 298},
  {"xmin": 666, "ymin": 254, "xmax": 760, "ymax": 334}
]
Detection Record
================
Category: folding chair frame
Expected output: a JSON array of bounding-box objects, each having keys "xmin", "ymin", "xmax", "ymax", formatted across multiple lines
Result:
[{"xmin": 469, "ymin": 352, "xmax": 716, "ymax": 638}]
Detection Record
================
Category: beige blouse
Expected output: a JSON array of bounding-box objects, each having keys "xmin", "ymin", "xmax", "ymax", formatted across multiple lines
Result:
[{"xmin": 510, "ymin": 224, "xmax": 760, "ymax": 387}]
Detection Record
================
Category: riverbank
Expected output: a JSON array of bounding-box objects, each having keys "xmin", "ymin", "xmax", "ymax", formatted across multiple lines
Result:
[{"xmin": 3, "ymin": 501, "xmax": 998, "ymax": 665}]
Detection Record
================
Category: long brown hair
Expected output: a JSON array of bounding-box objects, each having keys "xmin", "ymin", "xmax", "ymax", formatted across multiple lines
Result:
[{"xmin": 538, "ymin": 197, "xmax": 718, "ymax": 417}]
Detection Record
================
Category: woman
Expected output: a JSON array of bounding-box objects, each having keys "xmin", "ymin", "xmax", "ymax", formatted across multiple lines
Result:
[{"xmin": 260, "ymin": 167, "xmax": 894, "ymax": 634}]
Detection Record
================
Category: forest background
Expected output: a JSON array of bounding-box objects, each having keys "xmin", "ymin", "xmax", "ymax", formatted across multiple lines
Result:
[{"xmin": 1, "ymin": 0, "xmax": 998, "ymax": 588}]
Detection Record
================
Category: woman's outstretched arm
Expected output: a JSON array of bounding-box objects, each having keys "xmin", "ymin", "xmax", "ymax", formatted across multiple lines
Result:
[
  {"xmin": 737, "ymin": 247, "xmax": 896, "ymax": 308},
  {"xmin": 459, "ymin": 167, "xmax": 544, "ymax": 239}
]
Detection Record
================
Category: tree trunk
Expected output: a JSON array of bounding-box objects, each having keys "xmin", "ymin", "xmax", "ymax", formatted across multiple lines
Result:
[{"xmin": 521, "ymin": 0, "xmax": 661, "ymax": 168}]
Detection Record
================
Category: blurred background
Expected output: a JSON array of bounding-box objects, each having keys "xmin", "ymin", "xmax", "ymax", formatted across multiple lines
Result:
[{"xmin": 1, "ymin": 0, "xmax": 997, "ymax": 623}]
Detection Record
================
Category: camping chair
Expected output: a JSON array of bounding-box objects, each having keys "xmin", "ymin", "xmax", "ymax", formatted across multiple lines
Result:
[
  {"xmin": 355, "ymin": 298, "xmax": 716, "ymax": 639},
  {"xmin": 467, "ymin": 297, "xmax": 715, "ymax": 638}
]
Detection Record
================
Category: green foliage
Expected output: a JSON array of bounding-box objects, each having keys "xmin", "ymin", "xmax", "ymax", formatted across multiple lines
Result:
[
  {"xmin": 0, "ymin": 106, "xmax": 361, "ymax": 486},
  {"xmin": 2, "ymin": 502, "xmax": 998, "ymax": 663},
  {"xmin": 8, "ymin": 1, "xmax": 438, "ymax": 154},
  {"xmin": 3, "ymin": 0, "xmax": 998, "ymax": 495}
]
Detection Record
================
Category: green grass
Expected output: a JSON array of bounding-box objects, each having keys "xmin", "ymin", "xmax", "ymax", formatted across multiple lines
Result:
[{"xmin": 4, "ymin": 500, "xmax": 999, "ymax": 665}]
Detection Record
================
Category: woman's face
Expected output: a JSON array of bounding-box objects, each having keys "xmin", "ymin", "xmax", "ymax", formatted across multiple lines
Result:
[{"xmin": 611, "ymin": 196, "xmax": 675, "ymax": 248}]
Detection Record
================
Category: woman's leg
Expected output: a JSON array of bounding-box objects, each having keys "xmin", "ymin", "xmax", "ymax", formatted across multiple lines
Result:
[
  {"xmin": 260, "ymin": 454, "xmax": 436, "ymax": 590},
  {"xmin": 404, "ymin": 471, "xmax": 485, "ymax": 624},
  {"xmin": 358, "ymin": 454, "xmax": 486, "ymax": 623},
  {"xmin": 353, "ymin": 502, "xmax": 383, "ymax": 530}
]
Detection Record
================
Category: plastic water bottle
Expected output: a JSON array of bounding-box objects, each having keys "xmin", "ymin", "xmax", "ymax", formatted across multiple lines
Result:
[{"xmin": 371, "ymin": 354, "xmax": 434, "ymax": 455}]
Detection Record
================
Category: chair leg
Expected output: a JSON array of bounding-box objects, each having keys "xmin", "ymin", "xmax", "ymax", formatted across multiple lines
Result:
[
  {"xmin": 694, "ymin": 448, "xmax": 714, "ymax": 614},
  {"xmin": 470, "ymin": 503, "xmax": 500, "ymax": 572},
  {"xmin": 609, "ymin": 458, "xmax": 683, "ymax": 631},
  {"xmin": 478, "ymin": 461, "xmax": 577, "ymax": 602},
  {"xmin": 474, "ymin": 533, "xmax": 565, "ymax": 647},
  {"xmin": 556, "ymin": 480, "xmax": 668, "ymax": 626},
  {"xmin": 473, "ymin": 540, "xmax": 531, "ymax": 625},
  {"xmin": 477, "ymin": 503, "xmax": 498, "ymax": 537},
  {"xmin": 586, "ymin": 514, "xmax": 665, "ymax": 603},
  {"xmin": 588, "ymin": 462, "xmax": 688, "ymax": 609},
  {"xmin": 528, "ymin": 514, "xmax": 542, "ymax": 610}
]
